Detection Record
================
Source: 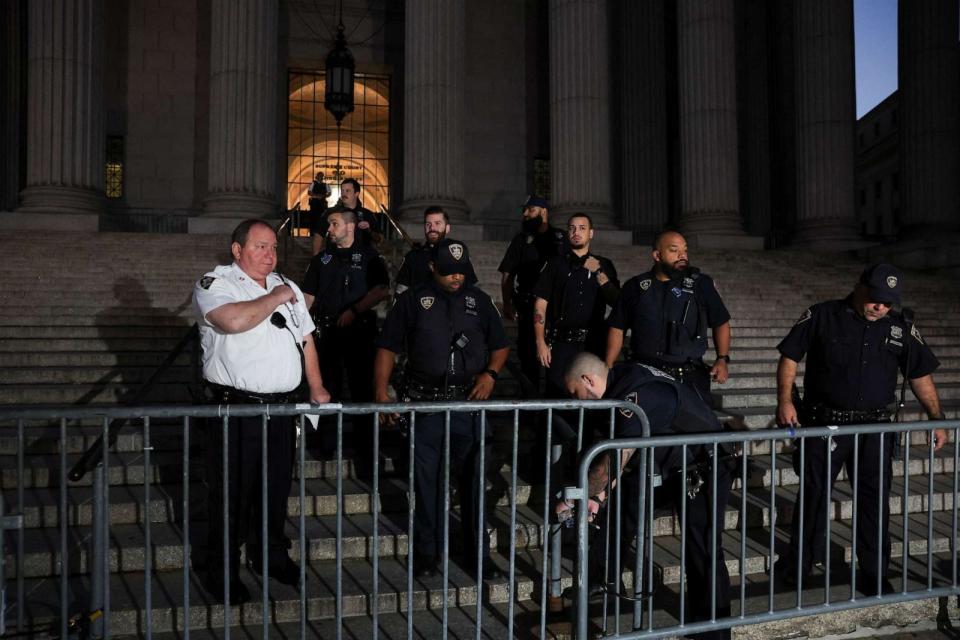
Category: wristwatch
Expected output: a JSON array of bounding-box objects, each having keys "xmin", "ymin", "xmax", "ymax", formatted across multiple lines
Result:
[
  {"xmin": 715, "ymin": 354, "xmax": 730, "ymax": 363},
  {"xmin": 484, "ymin": 368, "xmax": 499, "ymax": 380}
]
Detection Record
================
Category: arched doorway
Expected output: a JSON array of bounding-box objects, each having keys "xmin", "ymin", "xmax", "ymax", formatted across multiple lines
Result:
[{"xmin": 286, "ymin": 72, "xmax": 390, "ymax": 215}]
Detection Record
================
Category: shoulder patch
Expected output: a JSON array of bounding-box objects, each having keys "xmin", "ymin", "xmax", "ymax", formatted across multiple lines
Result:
[
  {"xmin": 321, "ymin": 254, "xmax": 333, "ymax": 265},
  {"xmin": 910, "ymin": 324, "xmax": 925, "ymax": 345},
  {"xmin": 199, "ymin": 276, "xmax": 216, "ymax": 290},
  {"xmin": 795, "ymin": 308, "xmax": 813, "ymax": 326},
  {"xmin": 619, "ymin": 391, "xmax": 638, "ymax": 418},
  {"xmin": 420, "ymin": 296, "xmax": 434, "ymax": 310},
  {"xmin": 639, "ymin": 278, "xmax": 652, "ymax": 291}
]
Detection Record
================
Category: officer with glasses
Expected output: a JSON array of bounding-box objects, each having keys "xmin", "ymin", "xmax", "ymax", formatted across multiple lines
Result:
[{"xmin": 193, "ymin": 219, "xmax": 330, "ymax": 604}]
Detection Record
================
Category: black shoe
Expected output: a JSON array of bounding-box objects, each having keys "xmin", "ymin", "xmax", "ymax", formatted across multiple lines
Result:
[
  {"xmin": 858, "ymin": 576, "xmax": 895, "ymax": 596},
  {"xmin": 413, "ymin": 554, "xmax": 438, "ymax": 578},
  {"xmin": 201, "ymin": 573, "xmax": 251, "ymax": 605},
  {"xmin": 248, "ymin": 557, "xmax": 305, "ymax": 588}
]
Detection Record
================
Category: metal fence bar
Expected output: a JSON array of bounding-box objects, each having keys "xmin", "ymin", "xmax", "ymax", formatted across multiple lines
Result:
[
  {"xmin": 144, "ymin": 416, "xmax": 153, "ymax": 640},
  {"xmin": 953, "ymin": 425, "xmax": 958, "ymax": 588},
  {"xmin": 442, "ymin": 410, "xmax": 451, "ymax": 640},
  {"xmin": 16, "ymin": 418, "xmax": 24, "ymax": 633},
  {"xmin": 59, "ymin": 418, "xmax": 68, "ymax": 639},
  {"xmin": 710, "ymin": 442, "xmax": 718, "ymax": 622},
  {"xmin": 739, "ymin": 438, "xmax": 747, "ymax": 619},
  {"xmin": 851, "ymin": 433, "xmax": 859, "ymax": 598},
  {"xmin": 298, "ymin": 415, "xmax": 306, "ymax": 640},
  {"xmin": 336, "ymin": 412, "xmax": 344, "ymax": 640},
  {"xmin": 261, "ymin": 414, "xmax": 269, "ymax": 639},
  {"xmin": 540, "ymin": 408, "xmax": 554, "ymax": 640},
  {"xmin": 796, "ymin": 437, "xmax": 805, "ymax": 608},
  {"xmin": 825, "ymin": 435, "xmax": 832, "ymax": 605},
  {"xmin": 222, "ymin": 415, "xmax": 231, "ymax": 639},
  {"xmin": 372, "ymin": 411, "xmax": 381, "ymax": 634},
  {"xmin": 768, "ymin": 442, "xmax": 776, "ymax": 614},
  {"xmin": 632, "ymin": 442, "xmax": 646, "ymax": 630},
  {"xmin": 183, "ymin": 416, "xmax": 190, "ymax": 640},
  {"xmin": 406, "ymin": 411, "xmax": 416, "ymax": 640},
  {"xmin": 507, "ymin": 409, "xmax": 519, "ymax": 640},
  {"xmin": 475, "ymin": 409, "xmax": 486, "ymax": 640},
  {"xmin": 680, "ymin": 445, "xmax": 687, "ymax": 627},
  {"xmin": 876, "ymin": 434, "xmax": 884, "ymax": 597},
  {"xmin": 646, "ymin": 447, "xmax": 655, "ymax": 633},
  {"xmin": 602, "ymin": 410, "xmax": 615, "ymax": 633},
  {"xmin": 902, "ymin": 435, "xmax": 910, "ymax": 594},
  {"xmin": 926, "ymin": 428, "xmax": 934, "ymax": 591},
  {"xmin": 101, "ymin": 415, "xmax": 111, "ymax": 638},
  {"xmin": 614, "ymin": 444, "xmax": 622, "ymax": 635}
]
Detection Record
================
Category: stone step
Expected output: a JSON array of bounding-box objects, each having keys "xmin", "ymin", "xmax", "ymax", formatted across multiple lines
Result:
[
  {"xmin": 0, "ymin": 382, "xmax": 194, "ymax": 405},
  {"xmin": 0, "ymin": 365, "xmax": 195, "ymax": 385},
  {"xmin": 0, "ymin": 351, "xmax": 194, "ymax": 367}
]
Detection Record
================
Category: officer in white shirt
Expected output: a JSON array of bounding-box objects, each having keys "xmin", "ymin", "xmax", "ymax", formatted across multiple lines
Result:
[{"xmin": 193, "ymin": 219, "xmax": 330, "ymax": 604}]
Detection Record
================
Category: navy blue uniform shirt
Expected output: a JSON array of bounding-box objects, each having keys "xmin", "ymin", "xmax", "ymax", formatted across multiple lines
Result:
[
  {"xmin": 376, "ymin": 281, "xmax": 510, "ymax": 385},
  {"xmin": 608, "ymin": 268, "xmax": 730, "ymax": 364},
  {"xmin": 777, "ymin": 298, "xmax": 939, "ymax": 411},
  {"xmin": 533, "ymin": 251, "xmax": 620, "ymax": 331},
  {"xmin": 498, "ymin": 226, "xmax": 568, "ymax": 300},
  {"xmin": 301, "ymin": 243, "xmax": 389, "ymax": 320}
]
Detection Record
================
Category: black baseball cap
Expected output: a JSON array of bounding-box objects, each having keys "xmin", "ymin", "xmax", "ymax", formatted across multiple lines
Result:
[
  {"xmin": 431, "ymin": 238, "xmax": 473, "ymax": 276},
  {"xmin": 859, "ymin": 263, "xmax": 903, "ymax": 305},
  {"xmin": 522, "ymin": 196, "xmax": 549, "ymax": 210}
]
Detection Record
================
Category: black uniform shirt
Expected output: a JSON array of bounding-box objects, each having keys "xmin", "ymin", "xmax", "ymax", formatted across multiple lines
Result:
[
  {"xmin": 533, "ymin": 251, "xmax": 620, "ymax": 330},
  {"xmin": 301, "ymin": 243, "xmax": 389, "ymax": 321},
  {"xmin": 396, "ymin": 244, "xmax": 478, "ymax": 291},
  {"xmin": 608, "ymin": 268, "xmax": 730, "ymax": 364},
  {"xmin": 376, "ymin": 281, "xmax": 510, "ymax": 385},
  {"xmin": 777, "ymin": 298, "xmax": 939, "ymax": 411},
  {"xmin": 498, "ymin": 226, "xmax": 568, "ymax": 300}
]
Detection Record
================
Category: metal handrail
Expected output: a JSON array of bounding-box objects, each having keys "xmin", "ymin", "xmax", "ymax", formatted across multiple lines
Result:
[
  {"xmin": 66, "ymin": 323, "xmax": 201, "ymax": 481},
  {"xmin": 379, "ymin": 204, "xmax": 417, "ymax": 247}
]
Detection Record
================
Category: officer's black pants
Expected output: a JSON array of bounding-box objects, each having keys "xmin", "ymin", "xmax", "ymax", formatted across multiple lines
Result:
[
  {"xmin": 516, "ymin": 303, "xmax": 541, "ymax": 393},
  {"xmin": 592, "ymin": 456, "xmax": 732, "ymax": 640},
  {"xmin": 318, "ymin": 320, "xmax": 376, "ymax": 451},
  {"xmin": 203, "ymin": 414, "xmax": 296, "ymax": 579},
  {"xmin": 787, "ymin": 431, "xmax": 894, "ymax": 581},
  {"xmin": 412, "ymin": 410, "xmax": 492, "ymax": 563},
  {"xmin": 541, "ymin": 340, "xmax": 591, "ymax": 486}
]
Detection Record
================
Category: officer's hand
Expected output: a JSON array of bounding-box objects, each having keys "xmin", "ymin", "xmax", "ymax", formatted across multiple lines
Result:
[
  {"xmin": 271, "ymin": 284, "xmax": 297, "ymax": 305},
  {"xmin": 710, "ymin": 359, "xmax": 729, "ymax": 384},
  {"xmin": 337, "ymin": 308, "xmax": 356, "ymax": 327},
  {"xmin": 502, "ymin": 301, "xmax": 517, "ymax": 322},
  {"xmin": 537, "ymin": 340, "xmax": 552, "ymax": 368},
  {"xmin": 358, "ymin": 220, "xmax": 371, "ymax": 230},
  {"xmin": 375, "ymin": 390, "xmax": 399, "ymax": 427},
  {"xmin": 930, "ymin": 428, "xmax": 948, "ymax": 452},
  {"xmin": 584, "ymin": 256, "xmax": 601, "ymax": 273},
  {"xmin": 311, "ymin": 385, "xmax": 331, "ymax": 404},
  {"xmin": 469, "ymin": 374, "xmax": 496, "ymax": 401},
  {"xmin": 777, "ymin": 401, "xmax": 798, "ymax": 428}
]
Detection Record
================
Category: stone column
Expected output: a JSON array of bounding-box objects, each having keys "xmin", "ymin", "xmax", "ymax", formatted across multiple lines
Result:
[
  {"xmin": 792, "ymin": 0, "xmax": 860, "ymax": 247},
  {"xmin": 676, "ymin": 0, "xmax": 743, "ymax": 239},
  {"xmin": 201, "ymin": 0, "xmax": 278, "ymax": 221},
  {"xmin": 18, "ymin": 0, "xmax": 104, "ymax": 221},
  {"xmin": 898, "ymin": 0, "xmax": 960, "ymax": 234},
  {"xmin": 399, "ymin": 0, "xmax": 469, "ymax": 224},
  {"xmin": 618, "ymin": 0, "xmax": 668, "ymax": 239},
  {"xmin": 738, "ymin": 0, "xmax": 772, "ymax": 237},
  {"xmin": 549, "ymin": 0, "xmax": 615, "ymax": 227}
]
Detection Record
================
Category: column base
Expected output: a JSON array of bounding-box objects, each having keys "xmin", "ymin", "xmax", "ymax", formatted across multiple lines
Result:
[
  {"xmin": 202, "ymin": 191, "xmax": 278, "ymax": 219},
  {"xmin": 1, "ymin": 210, "xmax": 100, "ymax": 232},
  {"xmin": 17, "ymin": 185, "xmax": 104, "ymax": 219},
  {"xmin": 679, "ymin": 211, "xmax": 763, "ymax": 249},
  {"xmin": 792, "ymin": 219, "xmax": 869, "ymax": 251}
]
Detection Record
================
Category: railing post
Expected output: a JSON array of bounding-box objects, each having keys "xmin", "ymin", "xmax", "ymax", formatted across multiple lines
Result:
[
  {"xmin": 549, "ymin": 440, "xmax": 564, "ymax": 604},
  {"xmin": 90, "ymin": 463, "xmax": 106, "ymax": 638}
]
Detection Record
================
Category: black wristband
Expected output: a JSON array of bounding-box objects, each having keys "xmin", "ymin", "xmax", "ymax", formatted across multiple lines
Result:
[
  {"xmin": 715, "ymin": 354, "xmax": 730, "ymax": 363},
  {"xmin": 484, "ymin": 368, "xmax": 499, "ymax": 381}
]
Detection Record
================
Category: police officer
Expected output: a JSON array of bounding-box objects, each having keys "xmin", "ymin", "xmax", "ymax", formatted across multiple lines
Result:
[
  {"xmin": 533, "ymin": 213, "xmax": 620, "ymax": 398},
  {"xmin": 499, "ymin": 196, "xmax": 567, "ymax": 392},
  {"xmin": 374, "ymin": 239, "xmax": 509, "ymax": 579},
  {"xmin": 193, "ymin": 219, "xmax": 331, "ymax": 604},
  {"xmin": 606, "ymin": 230, "xmax": 731, "ymax": 406},
  {"xmin": 311, "ymin": 178, "xmax": 385, "ymax": 254},
  {"xmin": 302, "ymin": 210, "xmax": 390, "ymax": 452},
  {"xmin": 775, "ymin": 263, "xmax": 947, "ymax": 594},
  {"xmin": 395, "ymin": 205, "xmax": 477, "ymax": 296},
  {"xmin": 558, "ymin": 353, "xmax": 732, "ymax": 640}
]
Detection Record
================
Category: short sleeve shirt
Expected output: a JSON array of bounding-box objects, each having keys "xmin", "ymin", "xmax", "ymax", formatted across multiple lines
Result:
[
  {"xmin": 533, "ymin": 251, "xmax": 620, "ymax": 330},
  {"xmin": 301, "ymin": 243, "xmax": 389, "ymax": 319},
  {"xmin": 608, "ymin": 269, "xmax": 730, "ymax": 363},
  {"xmin": 777, "ymin": 299, "xmax": 940, "ymax": 410},
  {"xmin": 193, "ymin": 263, "xmax": 315, "ymax": 393},
  {"xmin": 498, "ymin": 226, "xmax": 568, "ymax": 298},
  {"xmin": 396, "ymin": 244, "xmax": 478, "ymax": 293}
]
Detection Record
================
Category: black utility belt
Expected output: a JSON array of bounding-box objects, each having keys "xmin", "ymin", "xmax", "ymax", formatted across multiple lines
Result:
[
  {"xmin": 803, "ymin": 404, "xmax": 891, "ymax": 426},
  {"xmin": 402, "ymin": 374, "xmax": 471, "ymax": 401},
  {"xmin": 312, "ymin": 311, "xmax": 374, "ymax": 330},
  {"xmin": 630, "ymin": 357, "xmax": 704, "ymax": 379},
  {"xmin": 204, "ymin": 381, "xmax": 299, "ymax": 404},
  {"xmin": 547, "ymin": 327, "xmax": 590, "ymax": 344}
]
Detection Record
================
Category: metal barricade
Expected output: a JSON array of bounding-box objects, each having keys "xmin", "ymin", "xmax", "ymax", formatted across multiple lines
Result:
[
  {"xmin": 570, "ymin": 420, "xmax": 960, "ymax": 639},
  {"xmin": 0, "ymin": 399, "xmax": 641, "ymax": 638}
]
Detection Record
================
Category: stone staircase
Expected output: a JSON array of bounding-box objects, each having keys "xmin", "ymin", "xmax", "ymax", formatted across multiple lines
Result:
[{"xmin": 1, "ymin": 230, "xmax": 959, "ymax": 638}]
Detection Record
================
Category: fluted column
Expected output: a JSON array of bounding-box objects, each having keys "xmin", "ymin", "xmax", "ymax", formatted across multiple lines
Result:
[
  {"xmin": 618, "ymin": 0, "xmax": 668, "ymax": 238},
  {"xmin": 549, "ymin": 0, "xmax": 614, "ymax": 226},
  {"xmin": 399, "ymin": 0, "xmax": 468, "ymax": 222},
  {"xmin": 898, "ymin": 0, "xmax": 960, "ymax": 234},
  {"xmin": 792, "ymin": 0, "xmax": 860, "ymax": 246},
  {"xmin": 202, "ymin": 0, "xmax": 278, "ymax": 218},
  {"xmin": 18, "ymin": 0, "xmax": 104, "ymax": 215}
]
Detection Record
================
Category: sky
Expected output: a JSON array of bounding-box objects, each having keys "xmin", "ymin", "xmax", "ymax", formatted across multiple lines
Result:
[{"xmin": 854, "ymin": 0, "xmax": 899, "ymax": 119}]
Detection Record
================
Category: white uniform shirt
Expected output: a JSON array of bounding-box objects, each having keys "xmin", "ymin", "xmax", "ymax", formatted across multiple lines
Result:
[{"xmin": 193, "ymin": 263, "xmax": 317, "ymax": 393}]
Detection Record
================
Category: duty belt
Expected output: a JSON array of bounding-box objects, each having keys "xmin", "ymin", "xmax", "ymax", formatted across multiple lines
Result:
[
  {"xmin": 204, "ymin": 381, "xmax": 299, "ymax": 404},
  {"xmin": 803, "ymin": 404, "xmax": 892, "ymax": 426},
  {"xmin": 402, "ymin": 372, "xmax": 471, "ymax": 401},
  {"xmin": 547, "ymin": 327, "xmax": 590, "ymax": 344},
  {"xmin": 630, "ymin": 357, "xmax": 703, "ymax": 380}
]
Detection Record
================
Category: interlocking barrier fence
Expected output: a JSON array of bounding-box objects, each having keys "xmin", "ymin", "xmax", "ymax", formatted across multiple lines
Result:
[{"xmin": 0, "ymin": 402, "xmax": 957, "ymax": 638}]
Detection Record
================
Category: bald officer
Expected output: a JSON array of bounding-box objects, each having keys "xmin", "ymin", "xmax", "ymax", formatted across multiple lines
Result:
[{"xmin": 194, "ymin": 219, "xmax": 330, "ymax": 604}]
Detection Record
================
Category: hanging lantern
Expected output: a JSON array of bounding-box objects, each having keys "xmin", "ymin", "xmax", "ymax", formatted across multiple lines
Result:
[{"xmin": 324, "ymin": 24, "xmax": 355, "ymax": 125}]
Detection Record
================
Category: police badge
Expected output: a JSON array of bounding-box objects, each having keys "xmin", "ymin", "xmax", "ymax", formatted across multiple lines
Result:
[
  {"xmin": 886, "ymin": 275, "xmax": 898, "ymax": 288},
  {"xmin": 420, "ymin": 296, "xmax": 435, "ymax": 310},
  {"xmin": 449, "ymin": 243, "xmax": 464, "ymax": 260},
  {"xmin": 890, "ymin": 325, "xmax": 903, "ymax": 340},
  {"xmin": 639, "ymin": 279, "xmax": 652, "ymax": 291},
  {"xmin": 321, "ymin": 254, "xmax": 333, "ymax": 265}
]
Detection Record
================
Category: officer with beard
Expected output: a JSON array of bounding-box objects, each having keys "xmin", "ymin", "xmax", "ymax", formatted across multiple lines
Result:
[
  {"xmin": 498, "ymin": 196, "xmax": 568, "ymax": 391},
  {"xmin": 605, "ymin": 230, "xmax": 731, "ymax": 406},
  {"xmin": 395, "ymin": 206, "xmax": 478, "ymax": 296}
]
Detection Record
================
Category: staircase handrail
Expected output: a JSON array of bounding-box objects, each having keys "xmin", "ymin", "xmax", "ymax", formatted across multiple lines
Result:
[{"xmin": 379, "ymin": 204, "xmax": 417, "ymax": 248}]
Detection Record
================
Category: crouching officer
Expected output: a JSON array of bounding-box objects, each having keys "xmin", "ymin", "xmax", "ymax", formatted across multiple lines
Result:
[
  {"xmin": 775, "ymin": 263, "xmax": 947, "ymax": 594},
  {"xmin": 606, "ymin": 230, "xmax": 731, "ymax": 406},
  {"xmin": 558, "ymin": 353, "xmax": 732, "ymax": 640},
  {"xmin": 374, "ymin": 238, "xmax": 510, "ymax": 579},
  {"xmin": 302, "ymin": 210, "xmax": 390, "ymax": 453}
]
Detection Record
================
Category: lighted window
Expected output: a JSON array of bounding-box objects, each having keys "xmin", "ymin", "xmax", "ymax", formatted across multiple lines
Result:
[{"xmin": 105, "ymin": 136, "xmax": 124, "ymax": 199}]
